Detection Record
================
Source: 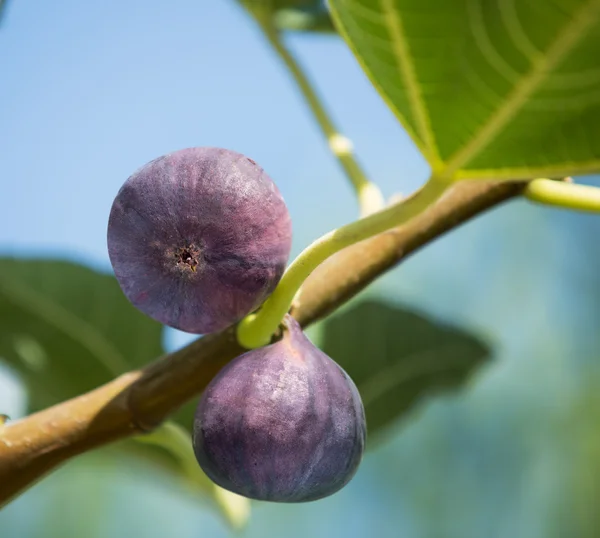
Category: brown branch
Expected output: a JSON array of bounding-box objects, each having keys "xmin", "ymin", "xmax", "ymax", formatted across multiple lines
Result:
[{"xmin": 0, "ymin": 179, "xmax": 525, "ymax": 506}]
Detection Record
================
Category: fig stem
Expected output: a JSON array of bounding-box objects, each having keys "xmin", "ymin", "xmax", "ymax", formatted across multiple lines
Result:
[
  {"xmin": 524, "ymin": 178, "xmax": 600, "ymax": 212},
  {"xmin": 252, "ymin": 10, "xmax": 384, "ymax": 216},
  {"xmin": 237, "ymin": 176, "xmax": 450, "ymax": 348}
]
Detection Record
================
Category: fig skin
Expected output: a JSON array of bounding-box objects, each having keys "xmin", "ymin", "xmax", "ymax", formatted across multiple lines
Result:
[
  {"xmin": 107, "ymin": 147, "xmax": 292, "ymax": 334},
  {"xmin": 192, "ymin": 315, "xmax": 366, "ymax": 503}
]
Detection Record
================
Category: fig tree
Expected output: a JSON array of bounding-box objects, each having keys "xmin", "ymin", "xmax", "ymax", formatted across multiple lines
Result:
[
  {"xmin": 192, "ymin": 315, "xmax": 366, "ymax": 502},
  {"xmin": 107, "ymin": 147, "xmax": 292, "ymax": 334}
]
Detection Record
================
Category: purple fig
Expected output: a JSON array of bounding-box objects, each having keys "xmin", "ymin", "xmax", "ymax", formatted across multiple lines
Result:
[
  {"xmin": 107, "ymin": 147, "xmax": 292, "ymax": 334},
  {"xmin": 192, "ymin": 315, "xmax": 366, "ymax": 502}
]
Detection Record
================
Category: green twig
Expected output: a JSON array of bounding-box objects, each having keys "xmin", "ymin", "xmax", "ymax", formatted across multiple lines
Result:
[
  {"xmin": 237, "ymin": 176, "xmax": 449, "ymax": 348},
  {"xmin": 524, "ymin": 178, "xmax": 600, "ymax": 212},
  {"xmin": 253, "ymin": 12, "xmax": 384, "ymax": 216}
]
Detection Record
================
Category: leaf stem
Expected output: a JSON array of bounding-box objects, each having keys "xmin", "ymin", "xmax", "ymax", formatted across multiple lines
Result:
[
  {"xmin": 524, "ymin": 178, "xmax": 600, "ymax": 212},
  {"xmin": 253, "ymin": 12, "xmax": 384, "ymax": 216},
  {"xmin": 237, "ymin": 177, "xmax": 449, "ymax": 348}
]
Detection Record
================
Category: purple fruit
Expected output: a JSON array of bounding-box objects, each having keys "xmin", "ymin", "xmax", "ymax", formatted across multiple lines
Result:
[
  {"xmin": 107, "ymin": 147, "xmax": 292, "ymax": 334},
  {"xmin": 192, "ymin": 315, "xmax": 366, "ymax": 502}
]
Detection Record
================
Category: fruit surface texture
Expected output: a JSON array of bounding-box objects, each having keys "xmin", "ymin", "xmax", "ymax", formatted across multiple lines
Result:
[
  {"xmin": 193, "ymin": 315, "xmax": 366, "ymax": 502},
  {"xmin": 107, "ymin": 147, "xmax": 292, "ymax": 334}
]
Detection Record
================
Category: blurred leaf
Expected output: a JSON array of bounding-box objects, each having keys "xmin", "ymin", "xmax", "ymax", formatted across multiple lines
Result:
[
  {"xmin": 0, "ymin": 257, "xmax": 249, "ymax": 527},
  {"xmin": 239, "ymin": 0, "xmax": 336, "ymax": 33},
  {"xmin": 320, "ymin": 300, "xmax": 491, "ymax": 441},
  {"xmin": 329, "ymin": 0, "xmax": 600, "ymax": 181},
  {"xmin": 551, "ymin": 377, "xmax": 600, "ymax": 538},
  {"xmin": 241, "ymin": 0, "xmax": 317, "ymax": 10},
  {"xmin": 0, "ymin": 0, "xmax": 8, "ymax": 25},
  {"xmin": 0, "ymin": 258, "xmax": 163, "ymax": 410},
  {"xmin": 274, "ymin": 8, "xmax": 336, "ymax": 33}
]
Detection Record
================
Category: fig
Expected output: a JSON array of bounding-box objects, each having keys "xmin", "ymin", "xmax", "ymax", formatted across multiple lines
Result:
[
  {"xmin": 107, "ymin": 147, "xmax": 292, "ymax": 334},
  {"xmin": 192, "ymin": 315, "xmax": 366, "ymax": 502}
]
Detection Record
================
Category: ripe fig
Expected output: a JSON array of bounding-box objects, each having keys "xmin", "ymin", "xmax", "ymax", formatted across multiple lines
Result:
[
  {"xmin": 192, "ymin": 315, "xmax": 366, "ymax": 502},
  {"xmin": 107, "ymin": 147, "xmax": 292, "ymax": 334}
]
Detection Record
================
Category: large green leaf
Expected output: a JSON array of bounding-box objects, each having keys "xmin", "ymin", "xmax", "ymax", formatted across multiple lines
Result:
[
  {"xmin": 329, "ymin": 0, "xmax": 600, "ymax": 180},
  {"xmin": 0, "ymin": 257, "xmax": 249, "ymax": 526},
  {"xmin": 320, "ymin": 299, "xmax": 491, "ymax": 441}
]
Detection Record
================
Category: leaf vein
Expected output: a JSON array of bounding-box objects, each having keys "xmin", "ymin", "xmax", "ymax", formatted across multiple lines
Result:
[
  {"xmin": 379, "ymin": 0, "xmax": 441, "ymax": 166},
  {"xmin": 444, "ymin": 0, "xmax": 600, "ymax": 178}
]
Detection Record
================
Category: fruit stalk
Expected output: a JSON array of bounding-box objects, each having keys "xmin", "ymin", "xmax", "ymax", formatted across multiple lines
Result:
[
  {"xmin": 524, "ymin": 177, "xmax": 600, "ymax": 212},
  {"xmin": 237, "ymin": 176, "xmax": 449, "ymax": 348}
]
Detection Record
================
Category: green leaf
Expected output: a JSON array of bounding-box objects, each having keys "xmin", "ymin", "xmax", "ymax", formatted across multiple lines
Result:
[
  {"xmin": 329, "ymin": 0, "xmax": 600, "ymax": 181},
  {"xmin": 0, "ymin": 257, "xmax": 162, "ymax": 410},
  {"xmin": 320, "ymin": 299, "xmax": 491, "ymax": 441},
  {"xmin": 0, "ymin": 257, "xmax": 249, "ymax": 527}
]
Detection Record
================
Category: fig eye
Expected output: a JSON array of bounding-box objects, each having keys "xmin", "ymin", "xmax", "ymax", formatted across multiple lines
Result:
[{"xmin": 174, "ymin": 245, "xmax": 200, "ymax": 272}]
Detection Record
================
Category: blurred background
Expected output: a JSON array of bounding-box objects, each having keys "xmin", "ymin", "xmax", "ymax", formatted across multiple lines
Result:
[{"xmin": 1, "ymin": 1, "xmax": 600, "ymax": 537}]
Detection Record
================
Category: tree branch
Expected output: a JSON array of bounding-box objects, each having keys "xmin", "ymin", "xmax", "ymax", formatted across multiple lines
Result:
[{"xmin": 0, "ymin": 179, "xmax": 525, "ymax": 507}]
